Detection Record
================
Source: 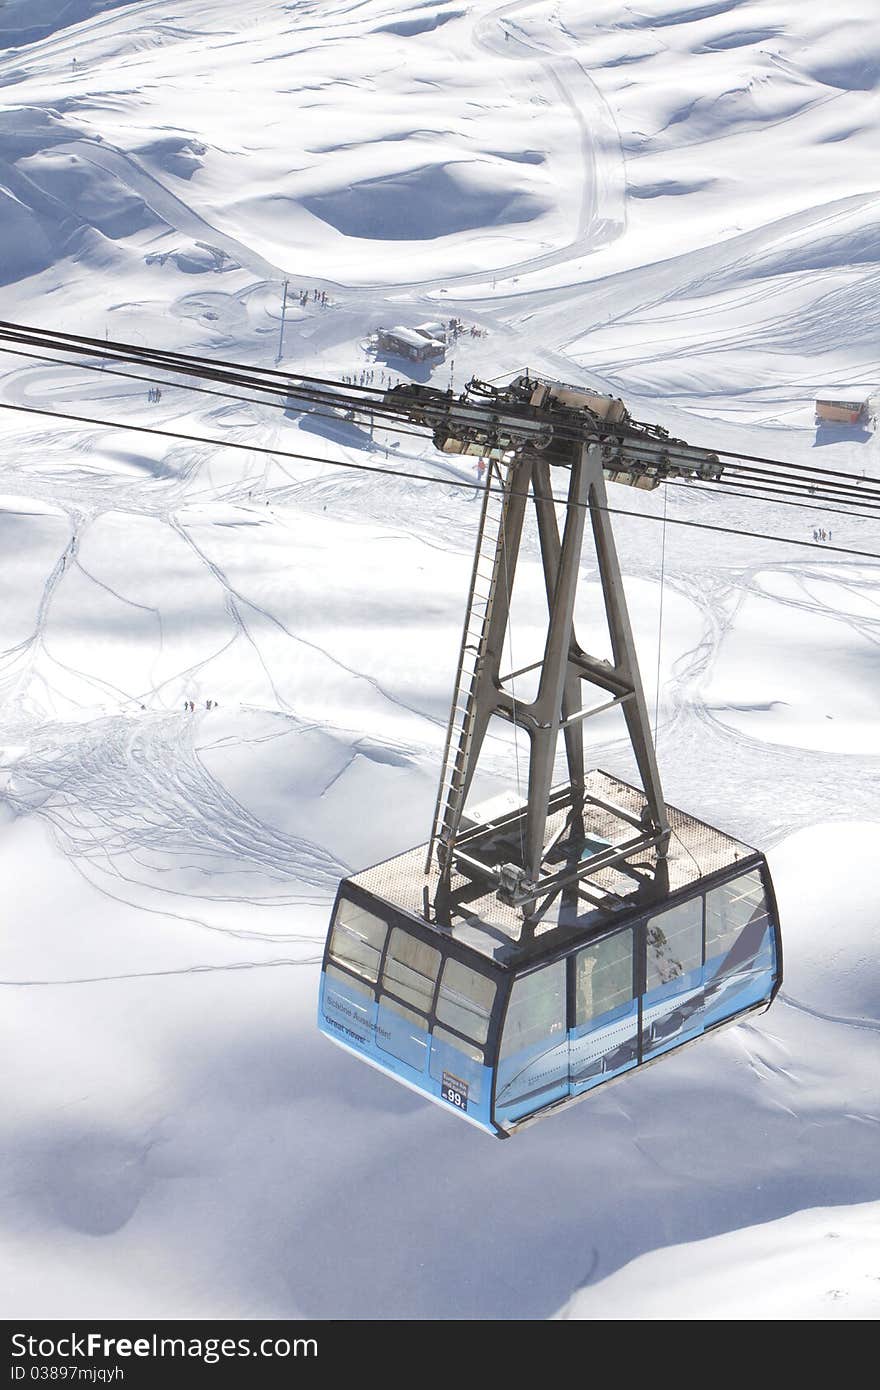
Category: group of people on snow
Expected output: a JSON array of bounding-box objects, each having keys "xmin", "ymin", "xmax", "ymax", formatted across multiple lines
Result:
[{"xmin": 293, "ymin": 288, "xmax": 329, "ymax": 309}]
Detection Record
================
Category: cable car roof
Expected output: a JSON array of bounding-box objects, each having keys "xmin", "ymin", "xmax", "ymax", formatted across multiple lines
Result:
[{"xmin": 347, "ymin": 770, "xmax": 762, "ymax": 971}]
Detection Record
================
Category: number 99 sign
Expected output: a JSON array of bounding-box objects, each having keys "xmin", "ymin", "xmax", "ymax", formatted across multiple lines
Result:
[{"xmin": 441, "ymin": 1071, "xmax": 468, "ymax": 1112}]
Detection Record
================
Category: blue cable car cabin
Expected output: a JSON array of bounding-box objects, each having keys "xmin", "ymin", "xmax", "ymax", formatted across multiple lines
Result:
[{"xmin": 318, "ymin": 772, "xmax": 782, "ymax": 1137}]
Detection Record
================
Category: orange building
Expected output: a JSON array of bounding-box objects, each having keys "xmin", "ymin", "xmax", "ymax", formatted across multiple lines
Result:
[{"xmin": 815, "ymin": 398, "xmax": 866, "ymax": 425}]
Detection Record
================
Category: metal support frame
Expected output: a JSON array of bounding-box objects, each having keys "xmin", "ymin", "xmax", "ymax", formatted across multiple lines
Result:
[{"xmin": 431, "ymin": 440, "xmax": 669, "ymax": 915}]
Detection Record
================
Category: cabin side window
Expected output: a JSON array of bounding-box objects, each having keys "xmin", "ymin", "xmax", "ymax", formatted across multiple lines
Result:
[
  {"xmin": 328, "ymin": 900, "xmax": 388, "ymax": 985},
  {"xmin": 645, "ymin": 897, "xmax": 702, "ymax": 990},
  {"xmin": 381, "ymin": 928, "xmax": 440, "ymax": 1014},
  {"xmin": 436, "ymin": 959, "xmax": 496, "ymax": 1044},
  {"xmin": 705, "ymin": 871, "xmax": 767, "ymax": 959},
  {"xmin": 499, "ymin": 961, "xmax": 566, "ymax": 1061},
  {"xmin": 575, "ymin": 929, "xmax": 634, "ymax": 1025}
]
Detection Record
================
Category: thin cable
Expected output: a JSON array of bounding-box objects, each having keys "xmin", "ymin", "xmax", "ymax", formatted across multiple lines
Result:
[
  {"xmin": 497, "ymin": 459, "xmax": 525, "ymax": 863},
  {"xmin": 705, "ymin": 460, "xmax": 880, "ymax": 505},
  {"xmin": 10, "ymin": 339, "xmax": 880, "ymax": 521},
  {"xmin": 7, "ymin": 338, "xmax": 880, "ymax": 525},
  {"xmin": 676, "ymin": 478, "xmax": 880, "ymax": 523},
  {"xmin": 0, "ymin": 319, "xmax": 387, "ymax": 398},
  {"xmin": 654, "ymin": 483, "xmax": 668, "ymax": 742},
  {"xmin": 708, "ymin": 438, "xmax": 877, "ymax": 476},
  {"xmin": 671, "ymin": 827, "xmax": 704, "ymax": 879},
  {"xmin": 0, "ymin": 343, "xmax": 444, "ymax": 450},
  {"xmin": 2, "ymin": 397, "xmax": 880, "ymax": 561},
  {"xmin": 3, "ymin": 320, "xmax": 879, "ymax": 493}
]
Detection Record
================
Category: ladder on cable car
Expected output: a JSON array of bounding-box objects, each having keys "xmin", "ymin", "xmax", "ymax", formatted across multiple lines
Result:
[{"xmin": 426, "ymin": 460, "xmax": 510, "ymax": 873}]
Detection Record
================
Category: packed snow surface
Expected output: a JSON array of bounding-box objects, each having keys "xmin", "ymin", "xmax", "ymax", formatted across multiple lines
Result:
[{"xmin": 0, "ymin": 0, "xmax": 878, "ymax": 1320}]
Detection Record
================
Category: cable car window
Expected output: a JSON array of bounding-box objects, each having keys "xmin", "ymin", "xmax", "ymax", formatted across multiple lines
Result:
[
  {"xmin": 575, "ymin": 930, "xmax": 634, "ymax": 1025},
  {"xmin": 329, "ymin": 902, "xmax": 388, "ymax": 984},
  {"xmin": 381, "ymin": 928, "xmax": 440, "ymax": 1014},
  {"xmin": 325, "ymin": 962, "xmax": 373, "ymax": 998},
  {"xmin": 646, "ymin": 897, "xmax": 702, "ymax": 990},
  {"xmin": 499, "ymin": 960, "xmax": 566, "ymax": 1062},
  {"xmin": 706, "ymin": 871, "xmax": 766, "ymax": 959},
  {"xmin": 435, "ymin": 959, "xmax": 496, "ymax": 1044},
  {"xmin": 377, "ymin": 994, "xmax": 430, "ymax": 1070},
  {"xmin": 431, "ymin": 1025, "xmax": 483, "ymax": 1066}
]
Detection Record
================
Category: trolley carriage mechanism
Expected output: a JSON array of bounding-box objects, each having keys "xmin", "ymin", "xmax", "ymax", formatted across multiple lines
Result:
[{"xmin": 318, "ymin": 371, "xmax": 782, "ymax": 1136}]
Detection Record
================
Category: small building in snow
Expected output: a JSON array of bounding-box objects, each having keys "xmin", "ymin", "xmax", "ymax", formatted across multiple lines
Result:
[
  {"xmin": 376, "ymin": 325, "xmax": 446, "ymax": 363},
  {"xmin": 815, "ymin": 398, "xmax": 867, "ymax": 425}
]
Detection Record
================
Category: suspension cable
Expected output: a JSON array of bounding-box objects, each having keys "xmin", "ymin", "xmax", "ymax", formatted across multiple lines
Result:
[
  {"xmin": 1, "ymin": 319, "xmax": 878, "ymax": 498},
  {"xmin": 2, "ymin": 397, "xmax": 880, "ymax": 564}
]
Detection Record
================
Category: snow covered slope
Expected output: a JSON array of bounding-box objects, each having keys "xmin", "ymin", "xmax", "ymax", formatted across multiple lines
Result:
[
  {"xmin": 0, "ymin": 0, "xmax": 878, "ymax": 1320},
  {"xmin": 558, "ymin": 1200, "xmax": 880, "ymax": 1320}
]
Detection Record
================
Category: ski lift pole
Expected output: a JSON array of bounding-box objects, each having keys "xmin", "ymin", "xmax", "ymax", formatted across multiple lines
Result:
[{"xmin": 276, "ymin": 280, "xmax": 289, "ymax": 365}]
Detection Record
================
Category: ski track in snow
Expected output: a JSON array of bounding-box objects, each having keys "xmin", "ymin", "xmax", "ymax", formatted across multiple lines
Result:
[
  {"xmin": 0, "ymin": 0, "xmax": 879, "ymax": 1322},
  {"xmin": 6, "ymin": 712, "xmax": 348, "ymax": 896}
]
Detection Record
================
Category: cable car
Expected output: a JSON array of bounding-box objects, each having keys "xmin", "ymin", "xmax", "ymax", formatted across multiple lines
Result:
[
  {"xmin": 318, "ymin": 383, "xmax": 782, "ymax": 1136},
  {"xmin": 319, "ymin": 772, "xmax": 782, "ymax": 1137}
]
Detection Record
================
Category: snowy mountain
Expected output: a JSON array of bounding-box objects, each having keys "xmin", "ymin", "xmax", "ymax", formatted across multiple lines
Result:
[{"xmin": 0, "ymin": 0, "xmax": 878, "ymax": 1320}]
